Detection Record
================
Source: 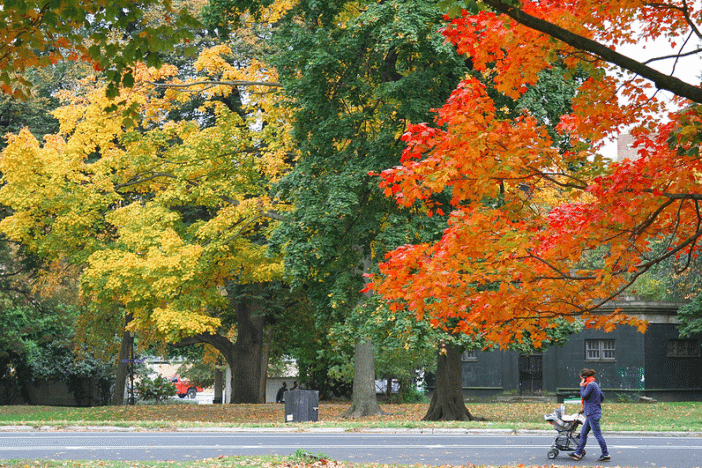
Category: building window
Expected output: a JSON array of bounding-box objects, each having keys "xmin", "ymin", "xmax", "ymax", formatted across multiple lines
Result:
[
  {"xmin": 667, "ymin": 339, "xmax": 701, "ymax": 358},
  {"xmin": 585, "ymin": 339, "xmax": 616, "ymax": 362},
  {"xmin": 461, "ymin": 350, "xmax": 477, "ymax": 362}
]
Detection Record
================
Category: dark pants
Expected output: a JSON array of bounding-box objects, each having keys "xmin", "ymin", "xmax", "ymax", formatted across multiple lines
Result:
[{"xmin": 575, "ymin": 414, "xmax": 609, "ymax": 456}]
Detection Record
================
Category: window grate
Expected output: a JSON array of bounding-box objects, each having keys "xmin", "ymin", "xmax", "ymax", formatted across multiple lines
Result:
[
  {"xmin": 667, "ymin": 339, "xmax": 701, "ymax": 358},
  {"xmin": 585, "ymin": 339, "xmax": 616, "ymax": 362}
]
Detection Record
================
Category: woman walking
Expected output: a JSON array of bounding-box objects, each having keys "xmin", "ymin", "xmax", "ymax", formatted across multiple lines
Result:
[{"xmin": 569, "ymin": 368, "xmax": 610, "ymax": 462}]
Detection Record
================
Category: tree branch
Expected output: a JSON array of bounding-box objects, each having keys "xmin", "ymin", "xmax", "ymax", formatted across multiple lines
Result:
[
  {"xmin": 173, "ymin": 332, "xmax": 235, "ymax": 356},
  {"xmin": 113, "ymin": 171, "xmax": 289, "ymax": 221},
  {"xmin": 147, "ymin": 80, "xmax": 282, "ymax": 90},
  {"xmin": 482, "ymin": 0, "xmax": 702, "ymax": 103}
]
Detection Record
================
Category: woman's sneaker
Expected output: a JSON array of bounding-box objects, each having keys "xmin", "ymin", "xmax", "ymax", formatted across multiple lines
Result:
[
  {"xmin": 568, "ymin": 452, "xmax": 583, "ymax": 460},
  {"xmin": 596, "ymin": 455, "xmax": 611, "ymax": 462}
]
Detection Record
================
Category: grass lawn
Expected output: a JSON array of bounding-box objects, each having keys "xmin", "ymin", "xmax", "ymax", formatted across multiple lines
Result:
[
  {"xmin": 1, "ymin": 401, "xmax": 701, "ymax": 468},
  {"xmin": 1, "ymin": 401, "xmax": 701, "ymax": 432}
]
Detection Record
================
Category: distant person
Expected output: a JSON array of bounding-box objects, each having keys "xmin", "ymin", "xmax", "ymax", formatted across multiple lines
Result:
[
  {"xmin": 276, "ymin": 382, "xmax": 287, "ymax": 403},
  {"xmin": 569, "ymin": 368, "xmax": 610, "ymax": 462},
  {"xmin": 292, "ymin": 381, "xmax": 299, "ymax": 390}
]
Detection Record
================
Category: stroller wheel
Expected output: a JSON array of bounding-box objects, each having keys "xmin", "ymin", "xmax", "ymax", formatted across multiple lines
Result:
[{"xmin": 547, "ymin": 449, "xmax": 559, "ymax": 459}]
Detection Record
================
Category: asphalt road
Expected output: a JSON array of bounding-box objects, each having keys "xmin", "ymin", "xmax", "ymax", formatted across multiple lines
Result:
[{"xmin": 1, "ymin": 431, "xmax": 701, "ymax": 467}]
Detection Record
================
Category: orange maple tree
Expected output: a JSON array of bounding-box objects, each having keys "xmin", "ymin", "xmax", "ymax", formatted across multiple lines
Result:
[{"xmin": 368, "ymin": 0, "xmax": 702, "ymax": 347}]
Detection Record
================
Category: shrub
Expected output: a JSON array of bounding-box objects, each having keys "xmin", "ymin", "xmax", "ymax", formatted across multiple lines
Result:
[
  {"xmin": 400, "ymin": 386, "xmax": 429, "ymax": 403},
  {"xmin": 134, "ymin": 375, "xmax": 176, "ymax": 403}
]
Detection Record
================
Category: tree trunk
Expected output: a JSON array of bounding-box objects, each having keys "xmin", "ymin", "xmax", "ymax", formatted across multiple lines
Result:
[
  {"xmin": 230, "ymin": 292, "xmax": 266, "ymax": 403},
  {"xmin": 422, "ymin": 340, "xmax": 476, "ymax": 421},
  {"xmin": 111, "ymin": 313, "xmax": 133, "ymax": 405},
  {"xmin": 342, "ymin": 251, "xmax": 385, "ymax": 418},
  {"xmin": 259, "ymin": 326, "xmax": 273, "ymax": 402},
  {"xmin": 398, "ymin": 375, "xmax": 413, "ymax": 401},
  {"xmin": 174, "ymin": 286, "xmax": 269, "ymax": 404},
  {"xmin": 214, "ymin": 366, "xmax": 224, "ymax": 404},
  {"xmin": 342, "ymin": 340, "xmax": 386, "ymax": 418}
]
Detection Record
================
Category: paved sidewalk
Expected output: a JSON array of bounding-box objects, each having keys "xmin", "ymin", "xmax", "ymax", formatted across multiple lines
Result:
[{"xmin": 1, "ymin": 424, "xmax": 700, "ymax": 437}]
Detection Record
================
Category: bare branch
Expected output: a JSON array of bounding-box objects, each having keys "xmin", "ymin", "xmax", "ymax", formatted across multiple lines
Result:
[{"xmin": 644, "ymin": 47, "xmax": 702, "ymax": 65}]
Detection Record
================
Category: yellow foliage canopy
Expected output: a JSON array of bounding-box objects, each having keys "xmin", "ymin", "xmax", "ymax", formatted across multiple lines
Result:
[{"xmin": 0, "ymin": 51, "xmax": 291, "ymax": 342}]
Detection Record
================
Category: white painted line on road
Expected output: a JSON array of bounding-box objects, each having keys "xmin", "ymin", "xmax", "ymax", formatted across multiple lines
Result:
[{"xmin": 1, "ymin": 444, "xmax": 702, "ymax": 451}]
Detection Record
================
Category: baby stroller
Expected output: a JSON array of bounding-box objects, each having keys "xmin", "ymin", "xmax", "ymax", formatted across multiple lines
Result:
[{"xmin": 543, "ymin": 405, "xmax": 586, "ymax": 459}]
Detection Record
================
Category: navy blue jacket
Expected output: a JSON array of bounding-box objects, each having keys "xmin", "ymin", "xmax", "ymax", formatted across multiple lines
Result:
[{"xmin": 580, "ymin": 380, "xmax": 605, "ymax": 417}]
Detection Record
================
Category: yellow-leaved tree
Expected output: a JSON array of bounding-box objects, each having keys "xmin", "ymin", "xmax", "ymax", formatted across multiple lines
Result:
[{"xmin": 0, "ymin": 32, "xmax": 294, "ymax": 402}]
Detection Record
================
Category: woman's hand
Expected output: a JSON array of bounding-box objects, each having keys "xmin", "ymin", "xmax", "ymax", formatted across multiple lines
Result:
[{"xmin": 580, "ymin": 378, "xmax": 586, "ymax": 386}]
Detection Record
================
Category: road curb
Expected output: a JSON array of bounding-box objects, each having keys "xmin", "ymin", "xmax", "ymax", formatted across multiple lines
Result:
[{"xmin": 4, "ymin": 425, "xmax": 700, "ymax": 437}]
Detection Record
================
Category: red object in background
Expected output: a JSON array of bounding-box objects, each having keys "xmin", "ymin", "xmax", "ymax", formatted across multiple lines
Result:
[{"xmin": 170, "ymin": 376, "xmax": 203, "ymax": 398}]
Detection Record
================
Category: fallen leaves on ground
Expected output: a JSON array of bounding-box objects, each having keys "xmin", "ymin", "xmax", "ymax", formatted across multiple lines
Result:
[
  {"xmin": 1, "ymin": 401, "xmax": 700, "ymax": 433},
  {"xmin": 0, "ymin": 458, "xmax": 610, "ymax": 468}
]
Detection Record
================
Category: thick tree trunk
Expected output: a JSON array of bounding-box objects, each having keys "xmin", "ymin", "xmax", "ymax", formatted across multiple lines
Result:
[
  {"xmin": 111, "ymin": 313, "xmax": 133, "ymax": 405},
  {"xmin": 342, "ymin": 340, "xmax": 386, "ymax": 418},
  {"xmin": 175, "ymin": 285, "xmax": 269, "ymax": 404},
  {"xmin": 422, "ymin": 340, "xmax": 477, "ymax": 421},
  {"xmin": 343, "ymin": 251, "xmax": 385, "ymax": 418},
  {"xmin": 230, "ymin": 292, "xmax": 266, "ymax": 403}
]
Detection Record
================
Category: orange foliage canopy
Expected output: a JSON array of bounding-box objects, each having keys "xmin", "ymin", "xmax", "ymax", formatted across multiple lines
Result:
[{"xmin": 368, "ymin": 0, "xmax": 702, "ymax": 347}]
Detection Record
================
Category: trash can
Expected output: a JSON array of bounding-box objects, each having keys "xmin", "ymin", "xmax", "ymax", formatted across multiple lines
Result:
[{"xmin": 284, "ymin": 389, "xmax": 319, "ymax": 422}]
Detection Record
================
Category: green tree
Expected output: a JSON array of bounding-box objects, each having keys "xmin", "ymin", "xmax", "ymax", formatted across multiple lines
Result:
[
  {"xmin": 260, "ymin": 0, "xmax": 470, "ymax": 417},
  {"xmin": 0, "ymin": 206, "xmax": 113, "ymax": 406},
  {"xmin": 327, "ymin": 294, "xmax": 439, "ymax": 403},
  {"xmin": 1, "ymin": 303, "xmax": 113, "ymax": 406}
]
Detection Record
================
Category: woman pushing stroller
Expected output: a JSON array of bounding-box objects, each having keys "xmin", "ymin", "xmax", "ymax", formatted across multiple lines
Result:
[{"xmin": 569, "ymin": 368, "xmax": 611, "ymax": 462}]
